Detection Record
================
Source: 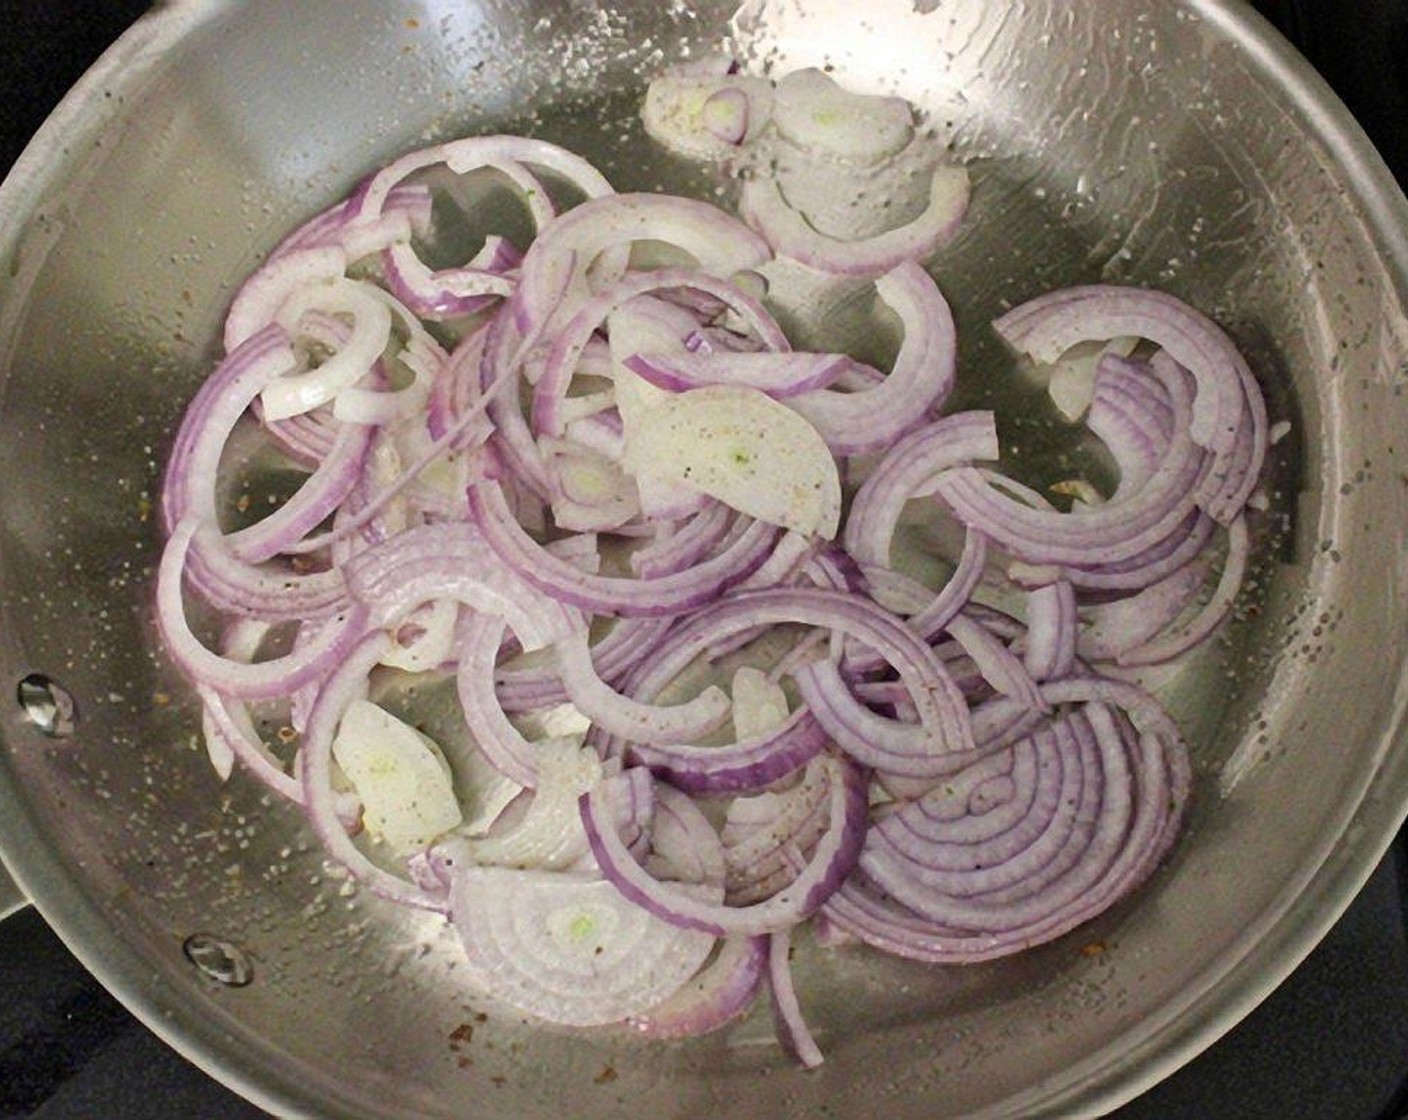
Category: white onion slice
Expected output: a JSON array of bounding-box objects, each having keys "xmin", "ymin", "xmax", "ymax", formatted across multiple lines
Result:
[
  {"xmin": 260, "ymin": 279, "xmax": 394, "ymax": 421},
  {"xmin": 331, "ymin": 700, "xmax": 462, "ymax": 855},
  {"xmin": 450, "ymin": 865, "xmax": 716, "ymax": 1026},
  {"xmin": 622, "ymin": 385, "xmax": 842, "ymax": 538},
  {"xmin": 739, "ymin": 163, "xmax": 969, "ymax": 278},
  {"xmin": 772, "ymin": 68, "xmax": 913, "ymax": 166}
]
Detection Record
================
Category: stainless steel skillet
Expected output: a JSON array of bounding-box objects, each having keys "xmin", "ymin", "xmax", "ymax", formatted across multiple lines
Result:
[{"xmin": 2, "ymin": 2, "xmax": 1408, "ymax": 1117}]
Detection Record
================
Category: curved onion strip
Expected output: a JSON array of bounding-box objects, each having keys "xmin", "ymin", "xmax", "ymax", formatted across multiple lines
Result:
[
  {"xmin": 993, "ymin": 285, "xmax": 1267, "ymax": 521},
  {"xmin": 381, "ymin": 239, "xmax": 515, "ymax": 321},
  {"xmin": 553, "ymin": 626, "xmax": 730, "ymax": 744},
  {"xmin": 467, "ymin": 480, "xmax": 780, "ymax": 617},
  {"xmin": 790, "ymin": 658, "xmax": 963, "ymax": 781},
  {"xmin": 1022, "ymin": 579, "xmax": 1079, "ymax": 680},
  {"xmin": 1064, "ymin": 506, "xmax": 1219, "ymax": 592},
  {"xmin": 845, "ymin": 411, "xmax": 999, "ymax": 565},
  {"xmin": 627, "ymin": 936, "xmax": 768, "ymax": 1039},
  {"xmin": 601, "ymin": 587, "xmax": 977, "ymax": 777},
  {"xmin": 944, "ymin": 612, "xmax": 1045, "ymax": 710},
  {"xmin": 531, "ymin": 265, "xmax": 791, "ymax": 439},
  {"xmin": 581, "ymin": 756, "xmax": 867, "ymax": 937},
  {"xmin": 494, "ymin": 616, "xmax": 671, "ymax": 713},
  {"xmin": 346, "ymin": 134, "xmax": 614, "ymax": 230},
  {"xmin": 767, "ymin": 929, "xmax": 824, "ymax": 1069},
  {"xmin": 457, "ymin": 616, "xmax": 543, "ymax": 788},
  {"xmin": 624, "ymin": 349, "xmax": 853, "ymax": 399},
  {"xmin": 626, "ymin": 708, "xmax": 829, "ymax": 795},
  {"xmin": 456, "ymin": 738, "xmax": 602, "ymax": 870},
  {"xmin": 260, "ymin": 279, "xmax": 394, "ymax": 421},
  {"xmin": 930, "ymin": 357, "xmax": 1209, "ymax": 568},
  {"xmin": 225, "ymin": 416, "xmax": 375, "ymax": 563},
  {"xmin": 224, "ymin": 247, "xmax": 347, "ymax": 353},
  {"xmin": 158, "ymin": 518, "xmax": 366, "ymax": 701},
  {"xmin": 343, "ymin": 521, "xmax": 580, "ymax": 652},
  {"xmin": 1115, "ymin": 514, "xmax": 1250, "ymax": 666},
  {"xmin": 514, "ymin": 191, "xmax": 772, "ymax": 338},
  {"xmin": 1077, "ymin": 555, "xmax": 1211, "ymax": 663},
  {"xmin": 162, "ymin": 324, "xmax": 297, "ymax": 534},
  {"xmin": 1087, "ymin": 354, "xmax": 1175, "ymax": 497},
  {"xmin": 789, "ymin": 260, "xmax": 960, "ymax": 456},
  {"xmin": 180, "ymin": 524, "xmax": 351, "ymax": 621}
]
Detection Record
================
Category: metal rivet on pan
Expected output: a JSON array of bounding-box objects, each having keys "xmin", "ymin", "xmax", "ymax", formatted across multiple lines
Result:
[
  {"xmin": 182, "ymin": 934, "xmax": 254, "ymax": 987},
  {"xmin": 16, "ymin": 673, "xmax": 76, "ymax": 738}
]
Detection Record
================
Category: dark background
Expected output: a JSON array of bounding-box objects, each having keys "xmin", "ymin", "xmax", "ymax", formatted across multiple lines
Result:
[{"xmin": 1, "ymin": 1, "xmax": 1407, "ymax": 1117}]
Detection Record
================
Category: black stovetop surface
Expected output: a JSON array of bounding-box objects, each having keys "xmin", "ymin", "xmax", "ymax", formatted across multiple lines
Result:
[{"xmin": 2, "ymin": 1, "xmax": 1407, "ymax": 1117}]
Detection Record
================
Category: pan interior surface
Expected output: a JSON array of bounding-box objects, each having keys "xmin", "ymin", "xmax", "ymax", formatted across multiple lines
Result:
[{"xmin": 1, "ymin": 1, "xmax": 1406, "ymax": 1117}]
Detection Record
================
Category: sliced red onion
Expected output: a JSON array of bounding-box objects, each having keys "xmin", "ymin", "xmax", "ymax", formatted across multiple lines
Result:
[
  {"xmin": 1087, "ymin": 354, "xmax": 1176, "ymax": 496},
  {"xmin": 532, "ymin": 265, "xmax": 790, "ymax": 439},
  {"xmin": 627, "ymin": 936, "xmax": 768, "ymax": 1038},
  {"xmin": 224, "ymin": 416, "xmax": 374, "ymax": 564},
  {"xmin": 582, "ymin": 755, "xmax": 867, "ymax": 937},
  {"xmin": 224, "ymin": 245, "xmax": 346, "ymax": 353},
  {"xmin": 1064, "ymin": 506, "xmax": 1219, "ymax": 592},
  {"xmin": 275, "ymin": 182, "xmax": 432, "ymax": 260},
  {"xmin": 844, "ymin": 411, "xmax": 999, "ymax": 568},
  {"xmin": 1115, "ymin": 513, "xmax": 1251, "ymax": 666},
  {"xmin": 467, "ymin": 480, "xmax": 780, "ymax": 617},
  {"xmin": 553, "ymin": 626, "xmax": 731, "ymax": 745},
  {"xmin": 196, "ymin": 683, "xmax": 367, "ymax": 836},
  {"xmin": 993, "ymin": 285, "xmax": 1267, "ymax": 522},
  {"xmin": 346, "ymin": 135, "xmax": 613, "ymax": 232},
  {"xmin": 642, "ymin": 72, "xmax": 774, "ymax": 160},
  {"xmin": 514, "ymin": 192, "xmax": 772, "ymax": 341},
  {"xmin": 928, "ymin": 445, "xmax": 1202, "ymax": 568},
  {"xmin": 179, "ymin": 524, "xmax": 351, "ymax": 621},
  {"xmin": 1078, "ymin": 554, "xmax": 1212, "ymax": 663},
  {"xmin": 259, "ymin": 279, "xmax": 394, "ymax": 422},
  {"xmin": 625, "ymin": 708, "xmax": 829, "ymax": 795},
  {"xmin": 624, "ymin": 350, "xmax": 854, "ymax": 399},
  {"xmin": 161, "ymin": 324, "xmax": 296, "ymax": 534},
  {"xmin": 1022, "ymin": 578, "xmax": 1079, "ymax": 680},
  {"xmin": 722, "ymin": 758, "xmax": 834, "ymax": 904},
  {"xmin": 768, "ymin": 929, "xmax": 823, "ymax": 1069},
  {"xmin": 380, "ymin": 240, "xmax": 516, "ymax": 321},
  {"xmin": 456, "ymin": 615, "xmax": 546, "ymax": 788},
  {"xmin": 788, "ymin": 262, "xmax": 959, "ymax": 456},
  {"xmin": 606, "ymin": 587, "xmax": 977, "ymax": 778},
  {"xmin": 770, "ymin": 68, "xmax": 914, "ymax": 166},
  {"xmin": 331, "ymin": 315, "xmax": 447, "ymax": 426},
  {"xmin": 629, "ymin": 499, "xmax": 734, "ymax": 579},
  {"xmin": 455, "ymin": 738, "xmax": 604, "ymax": 871},
  {"xmin": 156, "ymin": 126, "xmax": 1270, "ymax": 1069},
  {"xmin": 494, "ymin": 615, "xmax": 670, "ymax": 714},
  {"xmin": 347, "ymin": 518, "xmax": 576, "ymax": 643},
  {"xmin": 851, "ymin": 675, "xmax": 1187, "ymax": 944},
  {"xmin": 196, "ymin": 620, "xmax": 296, "ymax": 794},
  {"xmin": 648, "ymin": 783, "xmax": 728, "ymax": 889},
  {"xmin": 158, "ymin": 518, "xmax": 367, "ymax": 701},
  {"xmin": 944, "ymin": 612, "xmax": 1045, "ymax": 710}
]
